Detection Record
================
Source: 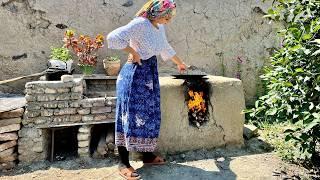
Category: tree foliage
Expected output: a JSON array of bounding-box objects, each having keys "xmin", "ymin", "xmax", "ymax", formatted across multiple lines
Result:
[{"xmin": 245, "ymin": 0, "xmax": 320, "ymax": 163}]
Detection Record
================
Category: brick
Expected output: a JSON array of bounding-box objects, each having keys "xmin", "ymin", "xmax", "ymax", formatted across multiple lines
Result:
[
  {"xmin": 105, "ymin": 97, "xmax": 117, "ymax": 107},
  {"xmin": 82, "ymin": 115, "xmax": 94, "ymax": 122},
  {"xmin": 61, "ymin": 75, "xmax": 73, "ymax": 82},
  {"xmin": 77, "ymin": 133, "xmax": 89, "ymax": 141},
  {"xmin": 25, "ymin": 110, "xmax": 41, "ymax": 118},
  {"xmin": 0, "ymin": 124, "xmax": 20, "ymax": 134},
  {"xmin": 80, "ymin": 100, "xmax": 93, "ymax": 108},
  {"xmin": 26, "ymin": 102, "xmax": 41, "ymax": 110},
  {"xmin": 25, "ymin": 95, "xmax": 36, "ymax": 102},
  {"xmin": 70, "ymin": 115, "xmax": 82, "ymax": 122},
  {"xmin": 78, "ymin": 140, "xmax": 89, "ymax": 148},
  {"xmin": 0, "ymin": 108, "xmax": 24, "ymax": 119},
  {"xmin": 44, "ymin": 88, "xmax": 57, "ymax": 94},
  {"xmin": 45, "ymin": 81, "xmax": 74, "ymax": 88},
  {"xmin": 107, "ymin": 112, "xmax": 116, "ymax": 119},
  {"xmin": 0, "ymin": 133, "xmax": 18, "ymax": 141},
  {"xmin": 77, "ymin": 108, "xmax": 90, "ymax": 115},
  {"xmin": 79, "ymin": 126, "xmax": 91, "ymax": 133},
  {"xmin": 78, "ymin": 147, "xmax": 89, "ymax": 154},
  {"xmin": 54, "ymin": 108, "xmax": 76, "ymax": 116},
  {"xmin": 72, "ymin": 86, "xmax": 83, "ymax": 93},
  {"xmin": 56, "ymin": 88, "xmax": 70, "ymax": 93},
  {"xmin": 57, "ymin": 102, "xmax": 69, "ymax": 108},
  {"xmin": 0, "ymin": 140, "xmax": 17, "ymax": 152},
  {"xmin": 37, "ymin": 94, "xmax": 56, "ymax": 102},
  {"xmin": 26, "ymin": 88, "xmax": 45, "ymax": 94},
  {"xmin": 42, "ymin": 102, "xmax": 58, "ymax": 109},
  {"xmin": 41, "ymin": 109, "xmax": 54, "ymax": 117},
  {"xmin": 94, "ymin": 114, "xmax": 107, "ymax": 121},
  {"xmin": 0, "ymin": 118, "xmax": 21, "ymax": 127},
  {"xmin": 69, "ymin": 101, "xmax": 80, "ymax": 108},
  {"xmin": 53, "ymin": 115, "xmax": 70, "ymax": 123},
  {"xmin": 56, "ymin": 94, "xmax": 71, "ymax": 101},
  {"xmin": 91, "ymin": 107, "xmax": 112, "ymax": 114},
  {"xmin": 70, "ymin": 93, "xmax": 82, "ymax": 100}
]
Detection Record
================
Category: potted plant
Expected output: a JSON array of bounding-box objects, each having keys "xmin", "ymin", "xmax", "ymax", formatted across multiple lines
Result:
[
  {"xmin": 46, "ymin": 47, "xmax": 73, "ymax": 80},
  {"xmin": 49, "ymin": 47, "xmax": 73, "ymax": 72},
  {"xmin": 63, "ymin": 30, "xmax": 104, "ymax": 76},
  {"xmin": 103, "ymin": 55, "xmax": 121, "ymax": 76}
]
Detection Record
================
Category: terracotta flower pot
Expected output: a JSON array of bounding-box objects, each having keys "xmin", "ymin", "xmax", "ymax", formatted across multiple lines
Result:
[{"xmin": 103, "ymin": 59, "xmax": 120, "ymax": 76}]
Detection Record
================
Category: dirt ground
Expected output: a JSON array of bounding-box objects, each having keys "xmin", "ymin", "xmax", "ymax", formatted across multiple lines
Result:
[{"xmin": 0, "ymin": 139, "xmax": 315, "ymax": 180}]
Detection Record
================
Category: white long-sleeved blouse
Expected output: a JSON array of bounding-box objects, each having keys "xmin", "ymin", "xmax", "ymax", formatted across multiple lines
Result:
[{"xmin": 107, "ymin": 17, "xmax": 176, "ymax": 61}]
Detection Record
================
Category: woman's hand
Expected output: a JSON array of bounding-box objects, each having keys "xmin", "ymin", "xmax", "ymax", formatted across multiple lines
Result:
[
  {"xmin": 127, "ymin": 52, "xmax": 142, "ymax": 65},
  {"xmin": 177, "ymin": 63, "xmax": 187, "ymax": 74},
  {"xmin": 171, "ymin": 55, "xmax": 187, "ymax": 73}
]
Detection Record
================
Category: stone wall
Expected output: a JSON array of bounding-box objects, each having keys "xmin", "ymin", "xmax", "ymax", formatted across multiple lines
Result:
[
  {"xmin": 0, "ymin": 0, "xmax": 278, "ymax": 104},
  {"xmin": 19, "ymin": 75, "xmax": 116, "ymax": 162},
  {"xmin": 0, "ymin": 108, "xmax": 23, "ymax": 170}
]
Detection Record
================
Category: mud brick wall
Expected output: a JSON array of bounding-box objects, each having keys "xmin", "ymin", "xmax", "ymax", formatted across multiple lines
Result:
[{"xmin": 19, "ymin": 75, "xmax": 116, "ymax": 163}]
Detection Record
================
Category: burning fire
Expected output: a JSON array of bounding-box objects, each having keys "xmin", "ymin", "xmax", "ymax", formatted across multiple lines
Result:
[{"xmin": 187, "ymin": 90, "xmax": 206, "ymax": 113}]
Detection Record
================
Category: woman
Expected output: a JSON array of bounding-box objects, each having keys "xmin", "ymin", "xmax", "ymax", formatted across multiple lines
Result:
[{"xmin": 107, "ymin": 0, "xmax": 187, "ymax": 179}]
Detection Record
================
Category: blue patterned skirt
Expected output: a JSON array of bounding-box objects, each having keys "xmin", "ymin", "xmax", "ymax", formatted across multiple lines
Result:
[{"xmin": 115, "ymin": 56, "xmax": 161, "ymax": 152}]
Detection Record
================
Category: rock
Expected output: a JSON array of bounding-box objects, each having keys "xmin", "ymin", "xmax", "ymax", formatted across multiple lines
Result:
[
  {"xmin": 91, "ymin": 107, "xmax": 112, "ymax": 114},
  {"xmin": 61, "ymin": 75, "xmax": 73, "ymax": 82},
  {"xmin": 0, "ymin": 108, "xmax": 24, "ymax": 119},
  {"xmin": 44, "ymin": 88, "xmax": 57, "ymax": 94},
  {"xmin": 0, "ymin": 161, "xmax": 15, "ymax": 170},
  {"xmin": 82, "ymin": 115, "xmax": 94, "ymax": 122},
  {"xmin": 77, "ymin": 133, "xmax": 89, "ymax": 141},
  {"xmin": 0, "ymin": 117, "xmax": 22, "ymax": 127},
  {"xmin": 94, "ymin": 114, "xmax": 107, "ymax": 121},
  {"xmin": 78, "ymin": 140, "xmax": 89, "ymax": 148},
  {"xmin": 77, "ymin": 108, "xmax": 90, "ymax": 115},
  {"xmin": 217, "ymin": 157, "xmax": 225, "ymax": 162},
  {"xmin": 0, "ymin": 153, "xmax": 17, "ymax": 162},
  {"xmin": 0, "ymin": 140, "xmax": 17, "ymax": 152},
  {"xmin": 0, "ymin": 132, "xmax": 18, "ymax": 141},
  {"xmin": 0, "ymin": 147, "xmax": 14, "ymax": 158},
  {"xmin": 244, "ymin": 124, "xmax": 258, "ymax": 139},
  {"xmin": 79, "ymin": 126, "xmax": 91, "ymax": 133},
  {"xmin": 0, "ymin": 124, "xmax": 20, "ymax": 134},
  {"xmin": 70, "ymin": 115, "xmax": 82, "ymax": 122}
]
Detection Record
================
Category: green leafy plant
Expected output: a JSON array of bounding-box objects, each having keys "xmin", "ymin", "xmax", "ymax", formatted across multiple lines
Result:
[
  {"xmin": 106, "ymin": 55, "xmax": 120, "ymax": 61},
  {"xmin": 245, "ymin": 0, "xmax": 320, "ymax": 165},
  {"xmin": 50, "ymin": 47, "xmax": 72, "ymax": 62}
]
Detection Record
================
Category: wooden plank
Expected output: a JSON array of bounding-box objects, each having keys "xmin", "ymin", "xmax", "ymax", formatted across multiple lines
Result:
[
  {"xmin": 73, "ymin": 74, "xmax": 117, "ymax": 80},
  {"xmin": 36, "ymin": 119, "xmax": 115, "ymax": 129}
]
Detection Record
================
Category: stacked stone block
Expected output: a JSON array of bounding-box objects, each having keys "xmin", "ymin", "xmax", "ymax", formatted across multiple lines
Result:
[
  {"xmin": 0, "ymin": 108, "xmax": 23, "ymax": 170},
  {"xmin": 20, "ymin": 75, "xmax": 117, "ymax": 162},
  {"xmin": 77, "ymin": 125, "xmax": 92, "ymax": 157}
]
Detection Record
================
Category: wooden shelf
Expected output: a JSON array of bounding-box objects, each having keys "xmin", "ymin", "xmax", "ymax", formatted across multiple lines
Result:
[{"xmin": 73, "ymin": 74, "xmax": 118, "ymax": 80}]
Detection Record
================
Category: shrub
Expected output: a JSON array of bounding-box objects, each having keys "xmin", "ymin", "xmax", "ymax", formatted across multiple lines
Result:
[{"xmin": 245, "ymin": 0, "xmax": 320, "ymax": 164}]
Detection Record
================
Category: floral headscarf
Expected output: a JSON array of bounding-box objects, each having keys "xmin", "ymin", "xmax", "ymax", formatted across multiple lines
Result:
[{"xmin": 136, "ymin": 0, "xmax": 176, "ymax": 19}]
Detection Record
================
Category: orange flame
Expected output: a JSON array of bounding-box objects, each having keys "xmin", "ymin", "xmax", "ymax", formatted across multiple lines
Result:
[{"xmin": 187, "ymin": 90, "xmax": 206, "ymax": 112}]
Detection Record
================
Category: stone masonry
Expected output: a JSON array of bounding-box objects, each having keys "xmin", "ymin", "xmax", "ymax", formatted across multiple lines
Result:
[
  {"xmin": 0, "ymin": 108, "xmax": 23, "ymax": 170},
  {"xmin": 20, "ymin": 75, "xmax": 116, "ymax": 163}
]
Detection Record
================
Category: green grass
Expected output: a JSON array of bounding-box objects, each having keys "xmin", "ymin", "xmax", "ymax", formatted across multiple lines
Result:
[{"xmin": 258, "ymin": 121, "xmax": 297, "ymax": 162}]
